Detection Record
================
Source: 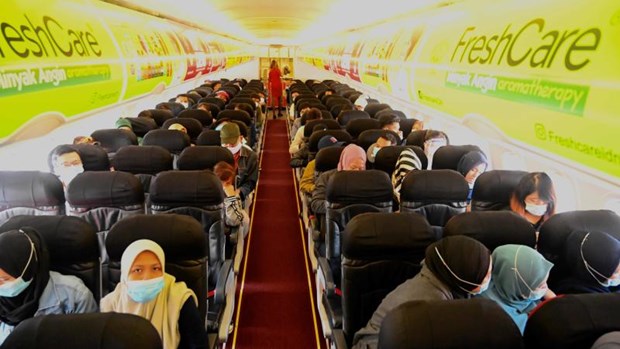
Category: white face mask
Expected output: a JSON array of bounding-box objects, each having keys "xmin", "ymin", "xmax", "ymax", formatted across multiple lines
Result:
[
  {"xmin": 525, "ymin": 203, "xmax": 547, "ymax": 216},
  {"xmin": 226, "ymin": 143, "xmax": 243, "ymax": 155},
  {"xmin": 259, "ymin": 97, "xmax": 265, "ymax": 105},
  {"xmin": 179, "ymin": 102, "xmax": 189, "ymax": 109},
  {"xmin": 57, "ymin": 164, "xmax": 83, "ymax": 186}
]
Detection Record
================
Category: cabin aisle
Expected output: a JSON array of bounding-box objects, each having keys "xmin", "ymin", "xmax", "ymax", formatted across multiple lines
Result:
[{"xmin": 230, "ymin": 120, "xmax": 324, "ymax": 349}]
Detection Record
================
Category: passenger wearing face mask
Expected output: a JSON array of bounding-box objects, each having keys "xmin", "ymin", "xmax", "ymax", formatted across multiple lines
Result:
[
  {"xmin": 555, "ymin": 231, "xmax": 620, "ymax": 295},
  {"xmin": 510, "ymin": 172, "xmax": 556, "ymax": 231},
  {"xmin": 100, "ymin": 239, "xmax": 205, "ymax": 349},
  {"xmin": 367, "ymin": 133, "xmax": 397, "ymax": 164},
  {"xmin": 352, "ymin": 235, "xmax": 492, "ymax": 349},
  {"xmin": 478, "ymin": 244, "xmax": 554, "ymax": 334},
  {"xmin": 0, "ymin": 228, "xmax": 97, "ymax": 345},
  {"xmin": 48, "ymin": 145, "xmax": 84, "ymax": 188},
  {"xmin": 219, "ymin": 123, "xmax": 258, "ymax": 202},
  {"xmin": 378, "ymin": 113, "xmax": 403, "ymax": 141},
  {"xmin": 175, "ymin": 95, "xmax": 191, "ymax": 109},
  {"xmin": 423, "ymin": 130, "xmax": 449, "ymax": 169},
  {"xmin": 457, "ymin": 150, "xmax": 489, "ymax": 203},
  {"xmin": 391, "ymin": 147, "xmax": 423, "ymax": 202}
]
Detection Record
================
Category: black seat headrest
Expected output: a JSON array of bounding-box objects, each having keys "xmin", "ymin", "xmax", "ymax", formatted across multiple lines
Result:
[
  {"xmin": 177, "ymin": 109, "xmax": 213, "ymax": 127},
  {"xmin": 0, "ymin": 313, "xmax": 162, "ymax": 349},
  {"xmin": 71, "ymin": 144, "xmax": 110, "ymax": 171},
  {"xmin": 66, "ymin": 171, "xmax": 144, "ymax": 208},
  {"xmin": 162, "ymin": 118, "xmax": 203, "ymax": 139},
  {"xmin": 314, "ymin": 147, "xmax": 345, "ymax": 173},
  {"xmin": 337, "ymin": 110, "xmax": 371, "ymax": 126},
  {"xmin": 138, "ymin": 109, "xmax": 174, "ymax": 126},
  {"xmin": 326, "ymin": 170, "xmax": 393, "ymax": 204},
  {"xmin": 364, "ymin": 103, "xmax": 391, "ymax": 118},
  {"xmin": 400, "ymin": 170, "xmax": 469, "ymax": 203},
  {"xmin": 345, "ymin": 118, "xmax": 381, "ymax": 139},
  {"xmin": 111, "ymin": 145, "xmax": 172, "ymax": 175},
  {"xmin": 196, "ymin": 129, "xmax": 221, "ymax": 146},
  {"xmin": 149, "ymin": 170, "xmax": 224, "ymax": 206},
  {"xmin": 375, "ymin": 109, "xmax": 406, "ymax": 121},
  {"xmin": 125, "ymin": 117, "xmax": 158, "ymax": 137},
  {"xmin": 342, "ymin": 212, "xmax": 435, "ymax": 260},
  {"xmin": 524, "ymin": 293, "xmax": 620, "ymax": 349},
  {"xmin": 177, "ymin": 146, "xmax": 234, "ymax": 171},
  {"xmin": 142, "ymin": 129, "xmax": 191, "ymax": 154},
  {"xmin": 471, "ymin": 170, "xmax": 529, "ymax": 211},
  {"xmin": 90, "ymin": 129, "xmax": 138, "ymax": 153},
  {"xmin": 378, "ymin": 299, "xmax": 523, "ymax": 349},
  {"xmin": 405, "ymin": 130, "xmax": 428, "ymax": 148},
  {"xmin": 308, "ymin": 130, "xmax": 352, "ymax": 153},
  {"xmin": 303, "ymin": 119, "xmax": 341, "ymax": 137},
  {"xmin": 216, "ymin": 110, "xmax": 252, "ymax": 126},
  {"xmin": 0, "ymin": 171, "xmax": 64, "ymax": 208},
  {"xmin": 357, "ymin": 129, "xmax": 402, "ymax": 151},
  {"xmin": 443, "ymin": 211, "xmax": 537, "ymax": 250},
  {"xmin": 374, "ymin": 146, "xmax": 427, "ymax": 175},
  {"xmin": 155, "ymin": 102, "xmax": 185, "ymax": 116},
  {"xmin": 432, "ymin": 145, "xmax": 483, "ymax": 171}
]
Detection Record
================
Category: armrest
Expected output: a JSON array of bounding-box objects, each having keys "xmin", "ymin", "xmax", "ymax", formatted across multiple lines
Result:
[
  {"xmin": 331, "ymin": 329, "xmax": 348, "ymax": 349},
  {"xmin": 318, "ymin": 257, "xmax": 342, "ymax": 329},
  {"xmin": 215, "ymin": 260, "xmax": 234, "ymax": 306},
  {"xmin": 318, "ymin": 257, "xmax": 337, "ymax": 297}
]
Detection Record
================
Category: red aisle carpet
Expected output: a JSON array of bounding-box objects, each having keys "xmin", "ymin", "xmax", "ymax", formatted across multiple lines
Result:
[{"xmin": 230, "ymin": 120, "xmax": 325, "ymax": 349}]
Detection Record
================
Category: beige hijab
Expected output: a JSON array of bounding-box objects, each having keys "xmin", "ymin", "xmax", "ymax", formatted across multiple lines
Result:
[{"xmin": 100, "ymin": 239, "xmax": 197, "ymax": 349}]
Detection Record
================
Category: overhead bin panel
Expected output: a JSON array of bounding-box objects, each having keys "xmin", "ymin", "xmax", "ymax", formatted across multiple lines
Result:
[
  {"xmin": 0, "ymin": 0, "xmax": 252, "ymax": 145},
  {"xmin": 299, "ymin": 0, "xmax": 620, "ymax": 179}
]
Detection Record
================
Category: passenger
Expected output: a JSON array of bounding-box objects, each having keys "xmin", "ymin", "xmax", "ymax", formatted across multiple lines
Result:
[
  {"xmin": 352, "ymin": 235, "xmax": 492, "ymax": 349},
  {"xmin": 478, "ymin": 244, "xmax": 555, "ymax": 334},
  {"xmin": 457, "ymin": 150, "xmax": 489, "ymax": 202},
  {"xmin": 289, "ymin": 107, "xmax": 323, "ymax": 155},
  {"xmin": 72, "ymin": 136, "xmax": 98, "ymax": 145},
  {"xmin": 168, "ymin": 123, "xmax": 188, "ymax": 134},
  {"xmin": 354, "ymin": 95, "xmax": 369, "ymax": 111},
  {"xmin": 509, "ymin": 172, "xmax": 556, "ymax": 230},
  {"xmin": 0, "ymin": 228, "xmax": 98, "ymax": 345},
  {"xmin": 423, "ymin": 130, "xmax": 449, "ymax": 169},
  {"xmin": 100, "ymin": 239, "xmax": 206, "ymax": 349},
  {"xmin": 250, "ymin": 93, "xmax": 265, "ymax": 126},
  {"xmin": 310, "ymin": 144, "xmax": 366, "ymax": 215},
  {"xmin": 175, "ymin": 95, "xmax": 190, "ymax": 109},
  {"xmin": 213, "ymin": 161, "xmax": 250, "ymax": 234},
  {"xmin": 268, "ymin": 60, "xmax": 284, "ymax": 118},
  {"xmin": 115, "ymin": 117, "xmax": 144, "ymax": 145},
  {"xmin": 367, "ymin": 133, "xmax": 398, "ymax": 164},
  {"xmin": 48, "ymin": 145, "xmax": 84, "ymax": 188},
  {"xmin": 412, "ymin": 118, "xmax": 425, "ymax": 131},
  {"xmin": 592, "ymin": 332, "xmax": 620, "ymax": 349},
  {"xmin": 378, "ymin": 113, "xmax": 403, "ymax": 140},
  {"xmin": 391, "ymin": 148, "xmax": 423, "ymax": 202},
  {"xmin": 321, "ymin": 88, "xmax": 335, "ymax": 98},
  {"xmin": 220, "ymin": 123, "xmax": 258, "ymax": 202},
  {"xmin": 555, "ymin": 231, "xmax": 620, "ymax": 294},
  {"xmin": 290, "ymin": 102, "xmax": 312, "ymax": 137},
  {"xmin": 299, "ymin": 136, "xmax": 345, "ymax": 195}
]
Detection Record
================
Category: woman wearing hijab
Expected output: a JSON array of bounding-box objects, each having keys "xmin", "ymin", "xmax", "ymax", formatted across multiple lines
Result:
[
  {"xmin": 100, "ymin": 239, "xmax": 206, "ymax": 349},
  {"xmin": 0, "ymin": 229, "xmax": 97, "ymax": 345},
  {"xmin": 478, "ymin": 244, "xmax": 554, "ymax": 334},
  {"xmin": 352, "ymin": 235, "xmax": 492, "ymax": 349},
  {"xmin": 391, "ymin": 148, "xmax": 422, "ymax": 202},
  {"xmin": 457, "ymin": 150, "xmax": 489, "ymax": 203},
  {"xmin": 555, "ymin": 231, "xmax": 620, "ymax": 294},
  {"xmin": 311, "ymin": 144, "xmax": 366, "ymax": 215}
]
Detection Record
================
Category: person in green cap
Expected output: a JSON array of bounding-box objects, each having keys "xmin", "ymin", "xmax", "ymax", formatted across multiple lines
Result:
[
  {"xmin": 220, "ymin": 122, "xmax": 257, "ymax": 203},
  {"xmin": 115, "ymin": 118, "xmax": 143, "ymax": 145},
  {"xmin": 478, "ymin": 244, "xmax": 555, "ymax": 334}
]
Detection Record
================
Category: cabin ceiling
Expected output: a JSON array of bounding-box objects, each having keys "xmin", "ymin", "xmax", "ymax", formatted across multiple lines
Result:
[{"xmin": 106, "ymin": 0, "xmax": 453, "ymax": 45}]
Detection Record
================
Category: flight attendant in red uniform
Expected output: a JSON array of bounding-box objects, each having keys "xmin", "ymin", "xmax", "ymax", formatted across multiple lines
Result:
[{"xmin": 268, "ymin": 60, "xmax": 284, "ymax": 118}]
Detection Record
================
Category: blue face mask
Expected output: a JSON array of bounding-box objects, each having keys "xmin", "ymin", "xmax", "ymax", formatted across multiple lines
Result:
[
  {"xmin": 126, "ymin": 276, "xmax": 164, "ymax": 303},
  {"xmin": 0, "ymin": 232, "xmax": 35, "ymax": 298}
]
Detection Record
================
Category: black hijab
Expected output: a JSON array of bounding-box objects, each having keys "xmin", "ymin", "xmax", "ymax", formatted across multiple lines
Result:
[
  {"xmin": 425, "ymin": 235, "xmax": 491, "ymax": 297},
  {"xmin": 0, "ymin": 228, "xmax": 50, "ymax": 326},
  {"xmin": 556, "ymin": 231, "xmax": 620, "ymax": 294},
  {"xmin": 456, "ymin": 151, "xmax": 488, "ymax": 177}
]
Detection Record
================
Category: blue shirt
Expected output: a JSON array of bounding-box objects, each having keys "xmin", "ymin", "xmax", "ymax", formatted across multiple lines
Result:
[{"xmin": 0, "ymin": 271, "xmax": 98, "ymax": 344}]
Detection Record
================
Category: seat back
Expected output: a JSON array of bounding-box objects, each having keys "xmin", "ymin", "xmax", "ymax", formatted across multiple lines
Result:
[
  {"xmin": 364, "ymin": 103, "xmax": 391, "ymax": 118},
  {"xmin": 139, "ymin": 108, "xmax": 174, "ymax": 126},
  {"xmin": 125, "ymin": 117, "xmax": 158, "ymax": 137},
  {"xmin": 314, "ymin": 147, "xmax": 345, "ymax": 175},
  {"xmin": 0, "ymin": 215, "xmax": 101, "ymax": 300},
  {"xmin": 1, "ymin": 313, "xmax": 162, "ymax": 349},
  {"xmin": 196, "ymin": 130, "xmax": 221, "ymax": 146},
  {"xmin": 149, "ymin": 170, "xmax": 224, "ymax": 287},
  {"xmin": 178, "ymin": 109, "xmax": 214, "ymax": 127},
  {"xmin": 142, "ymin": 129, "xmax": 191, "ymax": 155},
  {"xmin": 432, "ymin": 145, "xmax": 483, "ymax": 171},
  {"xmin": 177, "ymin": 146, "xmax": 234, "ymax": 171},
  {"xmin": 524, "ymin": 294, "xmax": 620, "ymax": 349},
  {"xmin": 399, "ymin": 170, "xmax": 469, "ymax": 226},
  {"xmin": 357, "ymin": 129, "xmax": 401, "ymax": 151},
  {"xmin": 0, "ymin": 171, "xmax": 65, "ymax": 225},
  {"xmin": 156, "ymin": 102, "xmax": 185, "ymax": 116},
  {"xmin": 537, "ymin": 210, "xmax": 620, "ymax": 287},
  {"xmin": 216, "ymin": 110, "xmax": 252, "ymax": 126},
  {"xmin": 72, "ymin": 143, "xmax": 110, "ymax": 171},
  {"xmin": 304, "ymin": 119, "xmax": 342, "ymax": 138},
  {"xmin": 398, "ymin": 117, "xmax": 417, "ymax": 140},
  {"xmin": 345, "ymin": 118, "xmax": 381, "ymax": 139},
  {"xmin": 197, "ymin": 102, "xmax": 221, "ymax": 119},
  {"xmin": 443, "ymin": 211, "xmax": 537, "ymax": 250},
  {"xmin": 90, "ymin": 129, "xmax": 138, "ymax": 155},
  {"xmin": 374, "ymin": 146, "xmax": 427, "ymax": 176},
  {"xmin": 471, "ymin": 170, "xmax": 529, "ymax": 211},
  {"xmin": 378, "ymin": 299, "xmax": 523, "ymax": 349},
  {"xmin": 405, "ymin": 130, "xmax": 428, "ymax": 148},
  {"xmin": 162, "ymin": 118, "xmax": 203, "ymax": 140},
  {"xmin": 342, "ymin": 212, "xmax": 436, "ymax": 342},
  {"xmin": 326, "ymin": 171, "xmax": 393, "ymax": 277},
  {"xmin": 308, "ymin": 130, "xmax": 353, "ymax": 154},
  {"xmin": 111, "ymin": 146, "xmax": 173, "ymax": 194},
  {"xmin": 106, "ymin": 214, "xmax": 208, "ymax": 319},
  {"xmin": 337, "ymin": 110, "xmax": 371, "ymax": 126}
]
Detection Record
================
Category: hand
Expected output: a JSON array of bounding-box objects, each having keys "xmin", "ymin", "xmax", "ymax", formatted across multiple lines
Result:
[{"xmin": 544, "ymin": 288, "xmax": 557, "ymax": 300}]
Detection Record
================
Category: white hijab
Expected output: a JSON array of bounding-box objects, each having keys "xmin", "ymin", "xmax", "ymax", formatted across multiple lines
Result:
[{"xmin": 100, "ymin": 239, "xmax": 197, "ymax": 349}]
